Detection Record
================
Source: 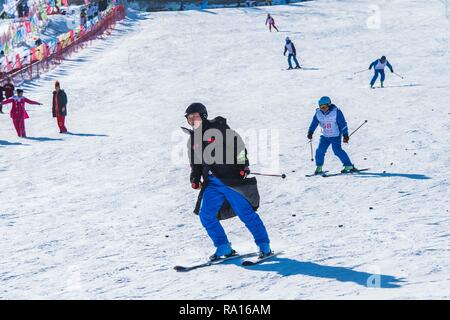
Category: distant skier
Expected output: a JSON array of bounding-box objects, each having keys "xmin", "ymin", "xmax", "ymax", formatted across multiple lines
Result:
[
  {"xmin": 265, "ymin": 14, "xmax": 279, "ymax": 32},
  {"xmin": 283, "ymin": 37, "xmax": 301, "ymax": 70},
  {"xmin": 307, "ymin": 96, "xmax": 357, "ymax": 174},
  {"xmin": 52, "ymin": 81, "xmax": 68, "ymax": 133},
  {"xmin": 1, "ymin": 89, "xmax": 42, "ymax": 138},
  {"xmin": 183, "ymin": 102, "xmax": 272, "ymax": 260},
  {"xmin": 369, "ymin": 55, "xmax": 394, "ymax": 88}
]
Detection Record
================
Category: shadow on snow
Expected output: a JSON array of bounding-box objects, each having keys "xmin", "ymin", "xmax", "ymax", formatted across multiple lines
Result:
[{"xmin": 225, "ymin": 257, "xmax": 405, "ymax": 288}]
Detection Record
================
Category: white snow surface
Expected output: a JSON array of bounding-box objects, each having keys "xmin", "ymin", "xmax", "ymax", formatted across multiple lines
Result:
[{"xmin": 0, "ymin": 1, "xmax": 449, "ymax": 299}]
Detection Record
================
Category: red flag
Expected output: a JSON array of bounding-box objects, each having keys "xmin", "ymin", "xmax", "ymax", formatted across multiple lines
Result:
[
  {"xmin": 25, "ymin": 21, "xmax": 32, "ymax": 33},
  {"xmin": 31, "ymin": 47, "xmax": 36, "ymax": 62},
  {"xmin": 15, "ymin": 54, "xmax": 22, "ymax": 68}
]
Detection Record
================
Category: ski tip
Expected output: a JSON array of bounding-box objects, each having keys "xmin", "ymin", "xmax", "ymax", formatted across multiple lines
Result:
[{"xmin": 174, "ymin": 266, "xmax": 188, "ymax": 272}]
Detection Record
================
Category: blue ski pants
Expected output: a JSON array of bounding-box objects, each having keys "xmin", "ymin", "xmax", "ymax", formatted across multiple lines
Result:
[
  {"xmin": 199, "ymin": 176, "xmax": 270, "ymax": 248},
  {"xmin": 288, "ymin": 54, "xmax": 300, "ymax": 68},
  {"xmin": 370, "ymin": 69, "xmax": 385, "ymax": 86},
  {"xmin": 316, "ymin": 136, "xmax": 352, "ymax": 167}
]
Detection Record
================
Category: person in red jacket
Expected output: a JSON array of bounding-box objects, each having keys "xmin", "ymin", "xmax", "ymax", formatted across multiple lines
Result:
[{"xmin": 1, "ymin": 89, "xmax": 42, "ymax": 137}]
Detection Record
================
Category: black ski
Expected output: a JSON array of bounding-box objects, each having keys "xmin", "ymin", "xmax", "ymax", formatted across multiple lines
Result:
[
  {"xmin": 241, "ymin": 251, "xmax": 282, "ymax": 266},
  {"xmin": 305, "ymin": 170, "xmax": 329, "ymax": 177},
  {"xmin": 174, "ymin": 252, "xmax": 258, "ymax": 272},
  {"xmin": 322, "ymin": 168, "xmax": 370, "ymax": 177}
]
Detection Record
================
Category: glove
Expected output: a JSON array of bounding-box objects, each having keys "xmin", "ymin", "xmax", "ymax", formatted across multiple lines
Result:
[
  {"xmin": 307, "ymin": 132, "xmax": 313, "ymax": 140},
  {"xmin": 391, "ymin": 69, "xmax": 394, "ymax": 73},
  {"xmin": 343, "ymin": 134, "xmax": 349, "ymax": 143},
  {"xmin": 239, "ymin": 167, "xmax": 250, "ymax": 178},
  {"xmin": 191, "ymin": 182, "xmax": 203, "ymax": 189}
]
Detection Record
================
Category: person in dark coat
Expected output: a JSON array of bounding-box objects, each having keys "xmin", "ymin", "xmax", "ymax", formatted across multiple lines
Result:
[
  {"xmin": 0, "ymin": 84, "xmax": 4, "ymax": 113},
  {"xmin": 52, "ymin": 81, "xmax": 68, "ymax": 133},
  {"xmin": 4, "ymin": 78, "xmax": 15, "ymax": 99},
  {"xmin": 182, "ymin": 103, "xmax": 272, "ymax": 260}
]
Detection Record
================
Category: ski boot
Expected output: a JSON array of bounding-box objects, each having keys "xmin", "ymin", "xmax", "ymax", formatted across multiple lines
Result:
[
  {"xmin": 294, "ymin": 65, "xmax": 301, "ymax": 69},
  {"xmin": 314, "ymin": 166, "xmax": 324, "ymax": 175},
  {"xmin": 209, "ymin": 243, "xmax": 236, "ymax": 261},
  {"xmin": 287, "ymin": 66, "xmax": 293, "ymax": 70},
  {"xmin": 341, "ymin": 165, "xmax": 358, "ymax": 173},
  {"xmin": 258, "ymin": 243, "xmax": 273, "ymax": 259},
  {"xmin": 381, "ymin": 81, "xmax": 384, "ymax": 88}
]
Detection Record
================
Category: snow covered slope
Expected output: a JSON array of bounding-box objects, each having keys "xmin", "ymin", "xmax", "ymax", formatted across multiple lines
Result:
[{"xmin": 0, "ymin": 0, "xmax": 449, "ymax": 299}]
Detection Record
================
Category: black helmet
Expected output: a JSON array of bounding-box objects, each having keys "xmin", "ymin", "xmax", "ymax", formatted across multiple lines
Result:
[
  {"xmin": 380, "ymin": 56, "xmax": 386, "ymax": 62},
  {"xmin": 185, "ymin": 102, "xmax": 208, "ymax": 120}
]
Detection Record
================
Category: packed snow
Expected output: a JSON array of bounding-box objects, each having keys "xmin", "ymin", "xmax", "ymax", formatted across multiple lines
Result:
[{"xmin": 0, "ymin": 0, "xmax": 449, "ymax": 299}]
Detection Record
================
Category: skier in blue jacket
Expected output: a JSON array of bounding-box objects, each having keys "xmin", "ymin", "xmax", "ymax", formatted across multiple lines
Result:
[
  {"xmin": 307, "ymin": 97, "xmax": 357, "ymax": 174},
  {"xmin": 369, "ymin": 56, "xmax": 394, "ymax": 88}
]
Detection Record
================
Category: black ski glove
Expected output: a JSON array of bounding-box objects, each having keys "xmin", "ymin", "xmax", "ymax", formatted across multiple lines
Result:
[
  {"xmin": 343, "ymin": 134, "xmax": 349, "ymax": 143},
  {"xmin": 307, "ymin": 132, "xmax": 313, "ymax": 140}
]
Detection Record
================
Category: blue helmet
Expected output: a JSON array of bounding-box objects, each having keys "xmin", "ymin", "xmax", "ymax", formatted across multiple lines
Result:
[{"xmin": 318, "ymin": 96, "xmax": 331, "ymax": 106}]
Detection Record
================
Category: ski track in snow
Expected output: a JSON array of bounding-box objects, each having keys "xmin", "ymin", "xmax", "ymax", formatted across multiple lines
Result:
[{"xmin": 0, "ymin": 1, "xmax": 449, "ymax": 299}]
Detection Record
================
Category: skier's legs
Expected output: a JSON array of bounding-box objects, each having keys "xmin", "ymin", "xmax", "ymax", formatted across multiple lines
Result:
[
  {"xmin": 199, "ymin": 179, "xmax": 229, "ymax": 247},
  {"xmin": 12, "ymin": 119, "xmax": 21, "ymax": 136},
  {"xmin": 210, "ymin": 177, "xmax": 270, "ymax": 246},
  {"xmin": 287, "ymin": 54, "xmax": 293, "ymax": 68},
  {"xmin": 292, "ymin": 55, "xmax": 300, "ymax": 68},
  {"xmin": 12, "ymin": 118, "xmax": 25, "ymax": 137},
  {"xmin": 20, "ymin": 118, "xmax": 27, "ymax": 137},
  {"xmin": 315, "ymin": 136, "xmax": 331, "ymax": 166},
  {"xmin": 57, "ymin": 114, "xmax": 67, "ymax": 132},
  {"xmin": 19, "ymin": 118, "xmax": 26, "ymax": 137},
  {"xmin": 370, "ymin": 70, "xmax": 379, "ymax": 86},
  {"xmin": 273, "ymin": 24, "xmax": 279, "ymax": 32},
  {"xmin": 380, "ymin": 70, "xmax": 385, "ymax": 84},
  {"xmin": 269, "ymin": 24, "xmax": 272, "ymax": 32},
  {"xmin": 330, "ymin": 137, "xmax": 352, "ymax": 166}
]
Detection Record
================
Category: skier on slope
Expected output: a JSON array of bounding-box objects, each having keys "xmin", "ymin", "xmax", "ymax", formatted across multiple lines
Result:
[
  {"xmin": 1, "ymin": 89, "xmax": 42, "ymax": 138},
  {"xmin": 369, "ymin": 55, "xmax": 394, "ymax": 88},
  {"xmin": 182, "ymin": 103, "xmax": 272, "ymax": 261},
  {"xmin": 265, "ymin": 14, "xmax": 279, "ymax": 32},
  {"xmin": 307, "ymin": 96, "xmax": 358, "ymax": 175},
  {"xmin": 52, "ymin": 81, "xmax": 68, "ymax": 134},
  {"xmin": 283, "ymin": 37, "xmax": 301, "ymax": 70}
]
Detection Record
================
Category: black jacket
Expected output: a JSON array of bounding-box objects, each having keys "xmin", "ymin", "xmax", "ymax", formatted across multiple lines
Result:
[
  {"xmin": 183, "ymin": 116, "xmax": 260, "ymax": 220},
  {"xmin": 52, "ymin": 90, "xmax": 68, "ymax": 117},
  {"xmin": 188, "ymin": 116, "xmax": 249, "ymax": 184}
]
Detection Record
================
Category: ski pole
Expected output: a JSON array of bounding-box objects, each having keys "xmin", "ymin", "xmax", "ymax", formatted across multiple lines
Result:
[
  {"xmin": 393, "ymin": 72, "xmax": 404, "ymax": 79},
  {"xmin": 354, "ymin": 69, "xmax": 369, "ymax": 75},
  {"xmin": 251, "ymin": 172, "xmax": 286, "ymax": 179},
  {"xmin": 349, "ymin": 120, "xmax": 368, "ymax": 138},
  {"xmin": 309, "ymin": 139, "xmax": 314, "ymax": 161}
]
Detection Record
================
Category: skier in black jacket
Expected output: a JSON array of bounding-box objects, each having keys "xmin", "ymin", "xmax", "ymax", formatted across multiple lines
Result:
[{"xmin": 182, "ymin": 103, "xmax": 272, "ymax": 260}]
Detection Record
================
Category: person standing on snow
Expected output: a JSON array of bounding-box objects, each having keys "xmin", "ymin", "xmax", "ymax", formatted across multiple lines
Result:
[
  {"xmin": 52, "ymin": 81, "xmax": 68, "ymax": 133},
  {"xmin": 307, "ymin": 96, "xmax": 357, "ymax": 175},
  {"xmin": 265, "ymin": 14, "xmax": 279, "ymax": 32},
  {"xmin": 283, "ymin": 37, "xmax": 301, "ymax": 70},
  {"xmin": 182, "ymin": 102, "xmax": 272, "ymax": 261},
  {"xmin": 369, "ymin": 55, "xmax": 394, "ymax": 88},
  {"xmin": 1, "ymin": 89, "xmax": 42, "ymax": 138},
  {"xmin": 4, "ymin": 78, "xmax": 15, "ymax": 99}
]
